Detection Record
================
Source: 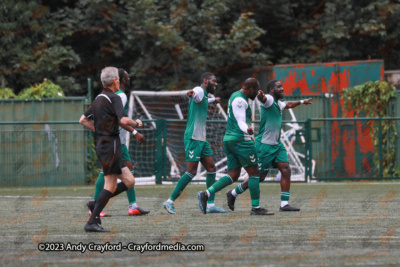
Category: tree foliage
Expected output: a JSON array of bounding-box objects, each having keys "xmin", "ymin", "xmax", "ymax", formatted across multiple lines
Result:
[
  {"xmin": 1, "ymin": 0, "xmax": 400, "ymax": 96},
  {"xmin": 0, "ymin": 87, "xmax": 16, "ymax": 99},
  {"xmin": 18, "ymin": 79, "xmax": 65, "ymax": 99}
]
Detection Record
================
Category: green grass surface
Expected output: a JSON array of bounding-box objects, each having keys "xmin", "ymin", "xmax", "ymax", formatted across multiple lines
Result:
[{"xmin": 1, "ymin": 182, "xmax": 400, "ymax": 266}]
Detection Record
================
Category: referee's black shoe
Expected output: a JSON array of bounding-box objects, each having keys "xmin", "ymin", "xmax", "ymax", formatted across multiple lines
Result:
[
  {"xmin": 279, "ymin": 204, "xmax": 300, "ymax": 212},
  {"xmin": 250, "ymin": 207, "xmax": 274, "ymax": 216},
  {"xmin": 84, "ymin": 219, "xmax": 109, "ymax": 232},
  {"xmin": 197, "ymin": 191, "xmax": 208, "ymax": 215},
  {"xmin": 226, "ymin": 189, "xmax": 236, "ymax": 211}
]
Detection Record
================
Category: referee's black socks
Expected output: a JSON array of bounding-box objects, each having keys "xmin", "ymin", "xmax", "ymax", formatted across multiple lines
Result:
[
  {"xmin": 87, "ymin": 183, "xmax": 129, "ymax": 224},
  {"xmin": 111, "ymin": 182, "xmax": 129, "ymax": 198},
  {"xmin": 89, "ymin": 189, "xmax": 113, "ymax": 224}
]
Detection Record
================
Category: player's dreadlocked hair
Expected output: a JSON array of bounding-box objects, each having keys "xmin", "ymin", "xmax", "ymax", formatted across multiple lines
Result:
[{"xmin": 118, "ymin": 68, "xmax": 126, "ymax": 84}]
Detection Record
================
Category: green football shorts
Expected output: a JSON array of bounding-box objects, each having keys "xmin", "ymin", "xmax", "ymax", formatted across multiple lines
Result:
[
  {"xmin": 184, "ymin": 138, "xmax": 213, "ymax": 162},
  {"xmin": 223, "ymin": 140, "xmax": 258, "ymax": 170},
  {"xmin": 256, "ymin": 141, "xmax": 288, "ymax": 174},
  {"xmin": 121, "ymin": 144, "xmax": 132, "ymax": 162}
]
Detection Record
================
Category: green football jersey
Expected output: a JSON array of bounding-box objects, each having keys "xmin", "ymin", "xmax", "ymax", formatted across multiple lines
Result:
[
  {"xmin": 256, "ymin": 98, "xmax": 285, "ymax": 145},
  {"xmin": 184, "ymin": 87, "xmax": 209, "ymax": 142},
  {"xmin": 115, "ymin": 89, "xmax": 129, "ymax": 144},
  {"xmin": 223, "ymin": 90, "xmax": 252, "ymax": 142},
  {"xmin": 115, "ymin": 89, "xmax": 129, "ymax": 115}
]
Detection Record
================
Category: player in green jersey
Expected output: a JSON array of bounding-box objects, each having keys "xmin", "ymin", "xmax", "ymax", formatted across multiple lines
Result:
[
  {"xmin": 227, "ymin": 80, "xmax": 312, "ymax": 212},
  {"xmin": 163, "ymin": 72, "xmax": 227, "ymax": 214},
  {"xmin": 89, "ymin": 69, "xmax": 150, "ymax": 217},
  {"xmin": 198, "ymin": 78, "xmax": 274, "ymax": 216}
]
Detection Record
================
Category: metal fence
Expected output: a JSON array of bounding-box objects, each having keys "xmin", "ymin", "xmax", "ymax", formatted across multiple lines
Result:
[
  {"xmin": 0, "ymin": 122, "xmax": 87, "ymax": 186},
  {"xmin": 304, "ymin": 118, "xmax": 400, "ymax": 181},
  {"xmin": 1, "ymin": 117, "xmax": 399, "ymax": 186}
]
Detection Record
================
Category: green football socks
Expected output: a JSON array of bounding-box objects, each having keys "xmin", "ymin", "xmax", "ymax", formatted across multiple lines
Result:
[
  {"xmin": 126, "ymin": 170, "xmax": 136, "ymax": 205},
  {"xmin": 207, "ymin": 175, "xmax": 233, "ymax": 198},
  {"xmin": 93, "ymin": 171, "xmax": 104, "ymax": 200},
  {"xmin": 169, "ymin": 171, "xmax": 195, "ymax": 201},
  {"xmin": 248, "ymin": 176, "xmax": 260, "ymax": 207},
  {"xmin": 206, "ymin": 172, "xmax": 216, "ymax": 203}
]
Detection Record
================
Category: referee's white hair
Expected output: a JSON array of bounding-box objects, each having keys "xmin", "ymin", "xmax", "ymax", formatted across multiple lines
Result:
[{"xmin": 101, "ymin": 67, "xmax": 119, "ymax": 87}]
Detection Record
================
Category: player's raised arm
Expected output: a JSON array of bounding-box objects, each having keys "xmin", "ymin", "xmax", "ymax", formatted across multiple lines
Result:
[{"xmin": 257, "ymin": 90, "xmax": 267, "ymax": 103}]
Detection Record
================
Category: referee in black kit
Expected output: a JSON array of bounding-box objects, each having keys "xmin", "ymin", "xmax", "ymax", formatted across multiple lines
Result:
[{"xmin": 79, "ymin": 66, "xmax": 144, "ymax": 232}]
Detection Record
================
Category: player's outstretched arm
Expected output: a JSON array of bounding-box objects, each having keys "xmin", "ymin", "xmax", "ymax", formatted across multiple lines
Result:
[
  {"xmin": 79, "ymin": 115, "xmax": 95, "ymax": 132},
  {"xmin": 208, "ymin": 97, "xmax": 221, "ymax": 104},
  {"xmin": 187, "ymin": 90, "xmax": 195, "ymax": 98},
  {"xmin": 257, "ymin": 90, "xmax": 267, "ymax": 103},
  {"xmin": 285, "ymin": 98, "xmax": 312, "ymax": 109}
]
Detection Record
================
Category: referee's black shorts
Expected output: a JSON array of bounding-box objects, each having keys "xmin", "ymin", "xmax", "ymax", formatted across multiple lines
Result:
[{"xmin": 96, "ymin": 136, "xmax": 126, "ymax": 175}]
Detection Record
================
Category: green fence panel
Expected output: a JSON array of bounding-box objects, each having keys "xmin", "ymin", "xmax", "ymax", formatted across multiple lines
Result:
[
  {"xmin": 0, "ymin": 98, "xmax": 87, "ymax": 131},
  {"xmin": 0, "ymin": 124, "xmax": 87, "ymax": 186}
]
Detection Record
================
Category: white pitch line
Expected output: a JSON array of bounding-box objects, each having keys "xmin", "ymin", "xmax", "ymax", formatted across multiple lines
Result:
[{"xmin": 0, "ymin": 196, "xmax": 163, "ymax": 200}]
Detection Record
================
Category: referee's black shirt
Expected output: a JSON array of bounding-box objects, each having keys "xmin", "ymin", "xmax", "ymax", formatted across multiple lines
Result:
[{"xmin": 84, "ymin": 88, "xmax": 127, "ymax": 136}]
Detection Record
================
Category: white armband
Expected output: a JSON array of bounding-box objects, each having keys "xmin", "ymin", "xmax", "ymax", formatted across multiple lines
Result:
[
  {"xmin": 132, "ymin": 130, "xmax": 137, "ymax": 136},
  {"xmin": 300, "ymin": 100, "xmax": 304, "ymax": 104}
]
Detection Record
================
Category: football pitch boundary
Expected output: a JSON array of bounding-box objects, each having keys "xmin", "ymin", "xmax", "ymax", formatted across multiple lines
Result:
[{"xmin": 1, "ymin": 182, "xmax": 400, "ymax": 266}]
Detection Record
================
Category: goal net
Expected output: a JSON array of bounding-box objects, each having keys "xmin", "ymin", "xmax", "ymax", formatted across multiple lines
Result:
[{"xmin": 128, "ymin": 90, "xmax": 312, "ymax": 184}]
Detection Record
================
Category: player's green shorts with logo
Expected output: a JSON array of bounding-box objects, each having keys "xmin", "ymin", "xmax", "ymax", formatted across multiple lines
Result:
[
  {"xmin": 223, "ymin": 140, "xmax": 258, "ymax": 170},
  {"xmin": 184, "ymin": 138, "xmax": 213, "ymax": 161},
  {"xmin": 256, "ymin": 141, "xmax": 288, "ymax": 174},
  {"xmin": 121, "ymin": 144, "xmax": 132, "ymax": 162}
]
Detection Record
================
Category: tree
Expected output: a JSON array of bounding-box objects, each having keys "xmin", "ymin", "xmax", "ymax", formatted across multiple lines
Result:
[
  {"xmin": 55, "ymin": 0, "xmax": 269, "ymax": 97},
  {"xmin": 1, "ymin": 0, "xmax": 400, "ymax": 96},
  {"xmin": 0, "ymin": 0, "xmax": 81, "ymax": 94}
]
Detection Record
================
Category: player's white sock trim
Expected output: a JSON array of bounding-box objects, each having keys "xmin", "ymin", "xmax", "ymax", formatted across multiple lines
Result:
[
  {"xmin": 207, "ymin": 203, "xmax": 215, "ymax": 208},
  {"xmin": 281, "ymin": 201, "xmax": 288, "ymax": 207},
  {"xmin": 231, "ymin": 189, "xmax": 238, "ymax": 197},
  {"xmin": 167, "ymin": 199, "xmax": 174, "ymax": 203},
  {"xmin": 226, "ymin": 175, "xmax": 233, "ymax": 184},
  {"xmin": 185, "ymin": 171, "xmax": 195, "ymax": 178},
  {"xmin": 238, "ymin": 184, "xmax": 244, "ymax": 193},
  {"xmin": 129, "ymin": 203, "xmax": 138, "ymax": 210},
  {"xmin": 206, "ymin": 190, "xmax": 211, "ymax": 197}
]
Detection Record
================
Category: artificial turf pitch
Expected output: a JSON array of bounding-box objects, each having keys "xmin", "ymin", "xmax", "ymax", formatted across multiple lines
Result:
[{"xmin": 0, "ymin": 182, "xmax": 399, "ymax": 266}]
